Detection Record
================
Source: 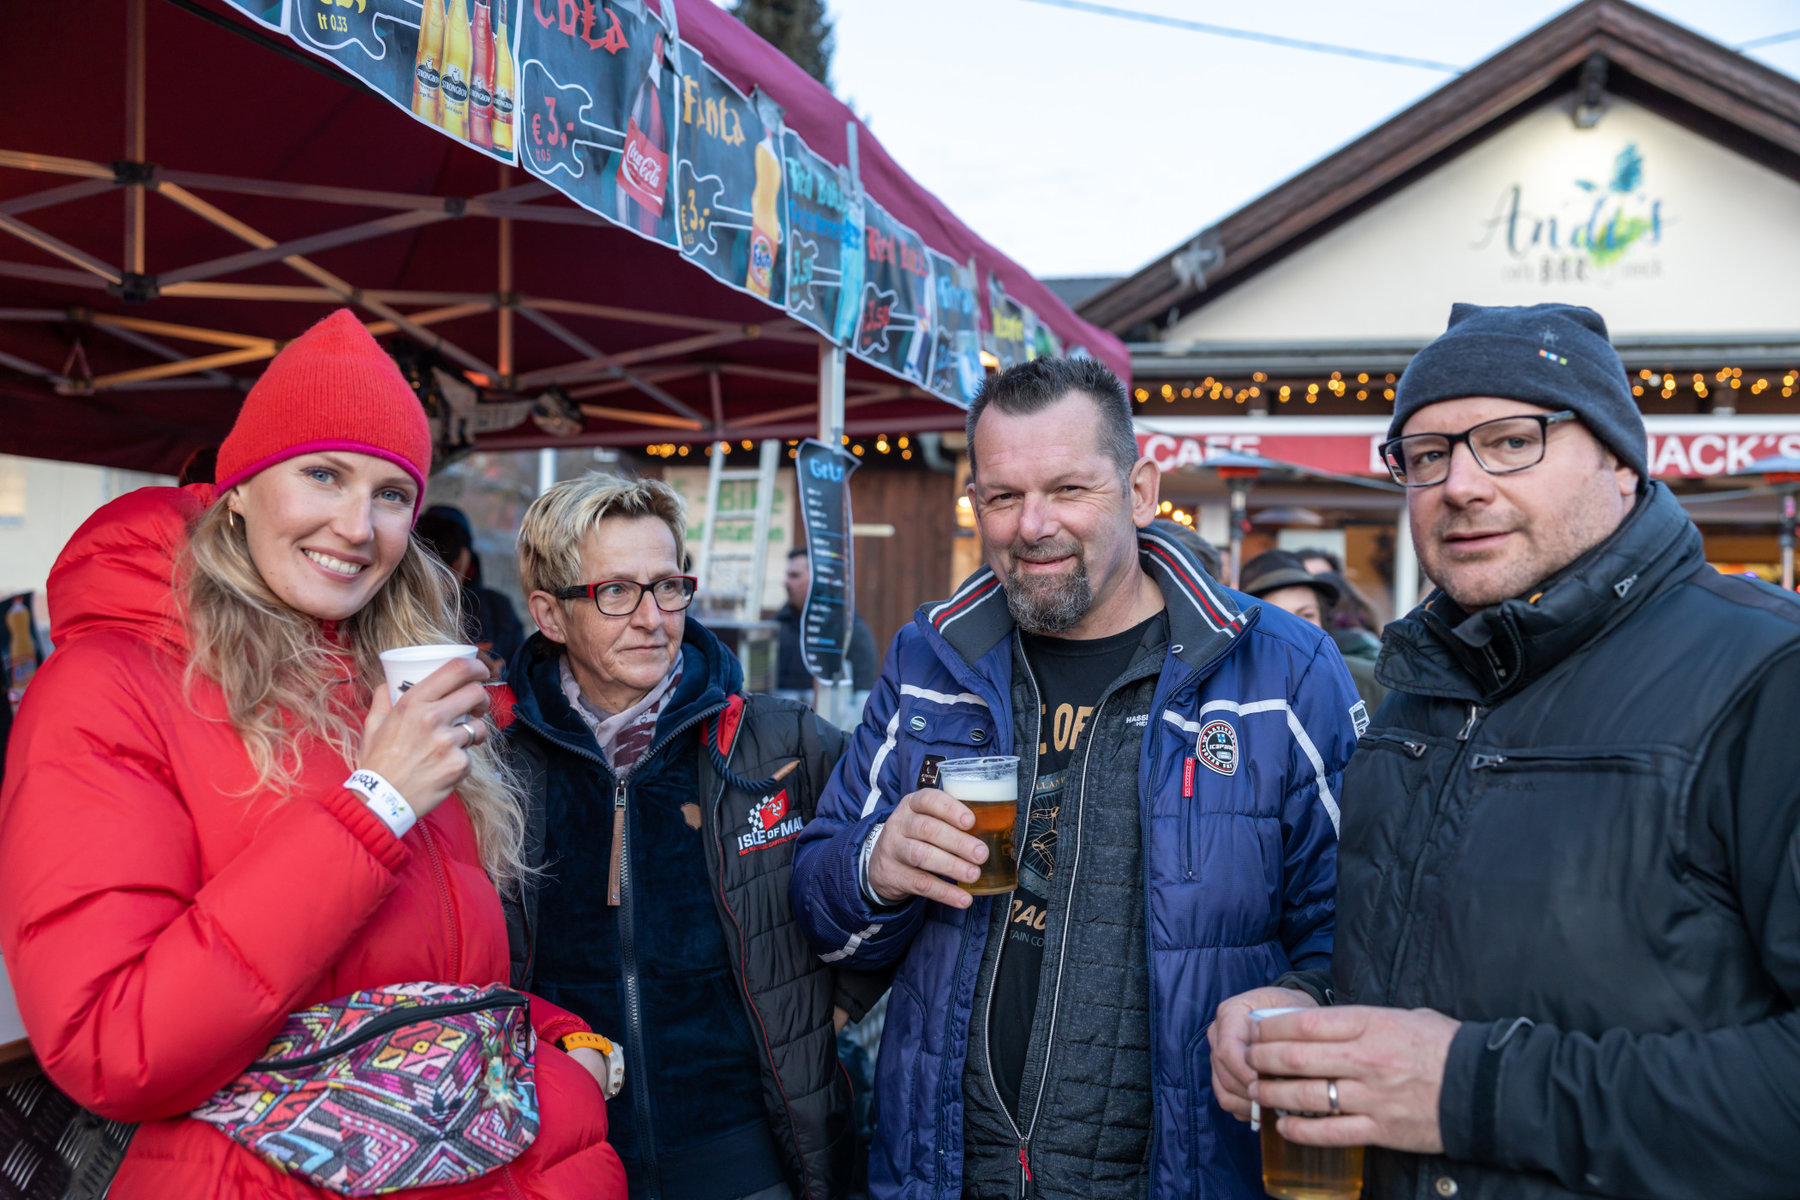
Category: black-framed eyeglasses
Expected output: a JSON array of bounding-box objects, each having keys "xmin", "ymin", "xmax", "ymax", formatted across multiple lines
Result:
[
  {"xmin": 1380, "ymin": 411, "xmax": 1578, "ymax": 487},
  {"xmin": 553, "ymin": 575, "xmax": 698, "ymax": 616}
]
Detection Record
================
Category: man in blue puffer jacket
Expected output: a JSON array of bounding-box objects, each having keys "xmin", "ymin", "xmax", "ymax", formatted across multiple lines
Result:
[{"xmin": 791, "ymin": 357, "xmax": 1362, "ymax": 1200}]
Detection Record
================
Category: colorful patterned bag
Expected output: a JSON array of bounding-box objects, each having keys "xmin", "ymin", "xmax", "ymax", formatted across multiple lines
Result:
[{"xmin": 191, "ymin": 982, "xmax": 539, "ymax": 1195}]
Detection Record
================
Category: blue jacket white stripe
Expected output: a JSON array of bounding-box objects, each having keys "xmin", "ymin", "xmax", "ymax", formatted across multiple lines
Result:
[{"xmin": 791, "ymin": 529, "xmax": 1360, "ymax": 1200}]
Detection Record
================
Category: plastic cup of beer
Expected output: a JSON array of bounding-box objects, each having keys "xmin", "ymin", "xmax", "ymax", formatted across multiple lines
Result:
[
  {"xmin": 1250, "ymin": 1007, "xmax": 1364, "ymax": 1200},
  {"xmin": 934, "ymin": 755, "xmax": 1019, "ymax": 896},
  {"xmin": 379, "ymin": 643, "xmax": 480, "ymax": 706}
]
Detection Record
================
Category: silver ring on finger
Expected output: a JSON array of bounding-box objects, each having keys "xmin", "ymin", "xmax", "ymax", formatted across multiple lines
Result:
[
  {"xmin": 1326, "ymin": 1079, "xmax": 1341, "ymax": 1116},
  {"xmin": 455, "ymin": 717, "xmax": 476, "ymax": 749}
]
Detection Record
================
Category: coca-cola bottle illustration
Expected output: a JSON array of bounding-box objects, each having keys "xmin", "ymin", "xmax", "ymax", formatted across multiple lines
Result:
[{"xmin": 614, "ymin": 32, "xmax": 670, "ymax": 237}]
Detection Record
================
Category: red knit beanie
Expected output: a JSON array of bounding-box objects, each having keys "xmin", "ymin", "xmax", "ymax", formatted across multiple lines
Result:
[{"xmin": 215, "ymin": 309, "xmax": 432, "ymax": 509}]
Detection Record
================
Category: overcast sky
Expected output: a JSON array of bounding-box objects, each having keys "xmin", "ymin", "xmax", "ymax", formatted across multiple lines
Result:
[{"xmin": 809, "ymin": 1, "xmax": 1800, "ymax": 280}]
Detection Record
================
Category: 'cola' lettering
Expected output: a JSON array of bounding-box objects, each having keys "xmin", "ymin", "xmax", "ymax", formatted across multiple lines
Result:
[{"xmin": 533, "ymin": 0, "xmax": 628, "ymax": 53}]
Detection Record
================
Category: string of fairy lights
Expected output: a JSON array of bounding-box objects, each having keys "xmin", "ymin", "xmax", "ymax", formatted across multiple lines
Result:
[
  {"xmin": 640, "ymin": 434, "xmax": 917, "ymax": 460},
  {"xmin": 1136, "ymin": 371, "xmax": 1401, "ymax": 405},
  {"xmin": 634, "ymin": 368, "xmax": 1800, "ymax": 459},
  {"xmin": 1132, "ymin": 366, "xmax": 1800, "ymax": 407}
]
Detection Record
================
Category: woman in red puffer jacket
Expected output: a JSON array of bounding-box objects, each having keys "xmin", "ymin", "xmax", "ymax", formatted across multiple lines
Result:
[{"xmin": 0, "ymin": 310, "xmax": 626, "ymax": 1200}]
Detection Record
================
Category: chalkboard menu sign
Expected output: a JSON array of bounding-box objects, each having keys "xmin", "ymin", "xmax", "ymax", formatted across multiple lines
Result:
[
  {"xmin": 516, "ymin": 0, "xmax": 678, "ymax": 245},
  {"xmin": 855, "ymin": 197, "xmax": 930, "ymax": 384},
  {"xmin": 674, "ymin": 59, "xmax": 786, "ymax": 305},
  {"xmin": 795, "ymin": 438, "xmax": 861, "ymax": 683},
  {"xmin": 783, "ymin": 132, "xmax": 863, "ymax": 343}
]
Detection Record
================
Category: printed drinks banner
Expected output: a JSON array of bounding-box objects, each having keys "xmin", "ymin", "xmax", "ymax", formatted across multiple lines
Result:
[
  {"xmin": 783, "ymin": 130, "xmax": 863, "ymax": 343},
  {"xmin": 852, "ymin": 197, "xmax": 930, "ymax": 384},
  {"xmin": 673, "ymin": 57, "xmax": 785, "ymax": 306},
  {"xmin": 514, "ymin": 0, "xmax": 678, "ymax": 245},
  {"xmin": 986, "ymin": 272, "xmax": 1029, "ymax": 370},
  {"xmin": 289, "ymin": 0, "xmax": 520, "ymax": 163},
  {"xmin": 254, "ymin": 0, "xmax": 1116, "ymax": 409},
  {"xmin": 924, "ymin": 251, "xmax": 984, "ymax": 406},
  {"xmin": 224, "ymin": 0, "xmax": 288, "ymax": 31}
]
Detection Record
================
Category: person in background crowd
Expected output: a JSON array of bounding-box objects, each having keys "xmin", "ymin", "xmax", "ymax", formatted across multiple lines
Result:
[
  {"xmin": 1212, "ymin": 302, "xmax": 1800, "ymax": 1199},
  {"xmin": 1148, "ymin": 517, "xmax": 1224, "ymax": 580},
  {"xmin": 775, "ymin": 545, "xmax": 878, "ymax": 694},
  {"xmin": 1242, "ymin": 549, "xmax": 1386, "ymax": 711},
  {"xmin": 416, "ymin": 503, "xmax": 526, "ymax": 677},
  {"xmin": 1296, "ymin": 548, "xmax": 1386, "ymax": 660},
  {"xmin": 791, "ymin": 356, "xmax": 1359, "ymax": 1200},
  {"xmin": 177, "ymin": 444, "xmax": 218, "ymax": 487},
  {"xmin": 0, "ymin": 310, "xmax": 623, "ymax": 1200},
  {"xmin": 497, "ymin": 474, "xmax": 888, "ymax": 1200}
]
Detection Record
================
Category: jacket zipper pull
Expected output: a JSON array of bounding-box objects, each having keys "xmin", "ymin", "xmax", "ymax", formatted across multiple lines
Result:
[
  {"xmin": 608, "ymin": 778, "xmax": 627, "ymax": 907},
  {"xmin": 1018, "ymin": 1141, "xmax": 1031, "ymax": 1198},
  {"xmin": 1456, "ymin": 703, "xmax": 1483, "ymax": 742}
]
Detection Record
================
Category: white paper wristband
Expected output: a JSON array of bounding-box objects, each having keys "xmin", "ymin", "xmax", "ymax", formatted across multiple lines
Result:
[{"xmin": 344, "ymin": 769, "xmax": 417, "ymax": 840}]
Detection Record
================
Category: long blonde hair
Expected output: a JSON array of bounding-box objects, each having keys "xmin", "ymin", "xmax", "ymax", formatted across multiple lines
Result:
[{"xmin": 179, "ymin": 502, "xmax": 527, "ymax": 889}]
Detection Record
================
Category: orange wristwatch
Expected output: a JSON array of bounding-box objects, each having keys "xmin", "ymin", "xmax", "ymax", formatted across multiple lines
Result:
[{"xmin": 557, "ymin": 1032, "xmax": 625, "ymax": 1099}]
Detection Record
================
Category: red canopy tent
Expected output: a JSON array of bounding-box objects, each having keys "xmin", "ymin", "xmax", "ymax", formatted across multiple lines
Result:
[{"xmin": 0, "ymin": 0, "xmax": 1127, "ymax": 476}]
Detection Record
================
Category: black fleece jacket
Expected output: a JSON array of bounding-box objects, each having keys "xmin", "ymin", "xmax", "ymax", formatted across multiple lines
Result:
[{"xmin": 1332, "ymin": 482, "xmax": 1800, "ymax": 1200}]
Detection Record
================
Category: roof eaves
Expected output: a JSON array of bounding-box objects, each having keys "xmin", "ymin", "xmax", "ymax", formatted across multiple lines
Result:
[{"xmin": 1080, "ymin": 0, "xmax": 1800, "ymax": 335}]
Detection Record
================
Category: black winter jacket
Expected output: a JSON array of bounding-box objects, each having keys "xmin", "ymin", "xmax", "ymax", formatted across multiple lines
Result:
[
  {"xmin": 1334, "ymin": 483, "xmax": 1800, "ymax": 1200},
  {"xmin": 498, "ymin": 623, "xmax": 889, "ymax": 1200}
]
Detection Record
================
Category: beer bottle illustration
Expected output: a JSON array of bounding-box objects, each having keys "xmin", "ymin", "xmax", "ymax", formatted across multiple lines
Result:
[
  {"xmin": 412, "ymin": 0, "xmax": 447, "ymax": 125},
  {"xmin": 469, "ymin": 0, "xmax": 495, "ymax": 149},
  {"xmin": 746, "ymin": 130, "xmax": 782, "ymax": 298},
  {"xmin": 491, "ymin": 0, "xmax": 516, "ymax": 156},
  {"xmin": 614, "ymin": 33, "xmax": 670, "ymax": 236},
  {"xmin": 439, "ymin": 0, "xmax": 474, "ymax": 141}
]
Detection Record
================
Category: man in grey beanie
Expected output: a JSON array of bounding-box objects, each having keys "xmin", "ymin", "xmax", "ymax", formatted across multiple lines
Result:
[{"xmin": 1210, "ymin": 301, "xmax": 1800, "ymax": 1199}]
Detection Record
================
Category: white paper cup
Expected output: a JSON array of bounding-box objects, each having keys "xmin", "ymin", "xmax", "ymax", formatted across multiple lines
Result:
[
  {"xmin": 1247, "ymin": 1007, "xmax": 1309, "ymax": 1131},
  {"xmin": 379, "ymin": 643, "xmax": 479, "ymax": 706}
]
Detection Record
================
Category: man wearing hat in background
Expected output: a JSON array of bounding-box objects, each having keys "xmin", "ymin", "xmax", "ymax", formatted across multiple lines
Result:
[
  {"xmin": 1239, "ymin": 549, "xmax": 1386, "ymax": 711},
  {"xmin": 415, "ymin": 504, "xmax": 525, "ymax": 678},
  {"xmin": 1210, "ymin": 302, "xmax": 1800, "ymax": 1199}
]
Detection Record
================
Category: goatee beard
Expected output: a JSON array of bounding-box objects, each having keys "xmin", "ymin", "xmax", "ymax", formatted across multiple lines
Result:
[{"xmin": 1004, "ymin": 551, "xmax": 1093, "ymax": 635}]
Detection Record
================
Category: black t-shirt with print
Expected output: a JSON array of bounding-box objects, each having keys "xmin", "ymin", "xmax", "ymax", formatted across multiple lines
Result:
[{"xmin": 988, "ymin": 610, "xmax": 1165, "ymax": 1122}]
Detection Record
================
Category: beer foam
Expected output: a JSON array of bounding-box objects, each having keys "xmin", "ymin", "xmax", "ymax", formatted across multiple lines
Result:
[{"xmin": 940, "ymin": 777, "xmax": 1016, "ymax": 803}]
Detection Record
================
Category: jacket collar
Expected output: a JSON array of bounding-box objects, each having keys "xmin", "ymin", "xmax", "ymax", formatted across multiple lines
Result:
[
  {"xmin": 507, "ymin": 617, "xmax": 741, "ymax": 761},
  {"xmin": 922, "ymin": 527, "xmax": 1245, "ymax": 671},
  {"xmin": 1378, "ymin": 481, "xmax": 1703, "ymax": 704}
]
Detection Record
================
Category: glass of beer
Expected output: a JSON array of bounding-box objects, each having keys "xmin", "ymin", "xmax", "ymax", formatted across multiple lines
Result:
[
  {"xmin": 1250, "ymin": 1007, "xmax": 1364, "ymax": 1200},
  {"xmin": 934, "ymin": 755, "xmax": 1019, "ymax": 895}
]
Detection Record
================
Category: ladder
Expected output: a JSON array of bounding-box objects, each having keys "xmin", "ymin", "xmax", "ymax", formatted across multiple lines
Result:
[{"xmin": 694, "ymin": 438, "xmax": 782, "ymax": 619}]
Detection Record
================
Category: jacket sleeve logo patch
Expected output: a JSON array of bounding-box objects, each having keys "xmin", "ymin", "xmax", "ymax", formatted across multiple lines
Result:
[
  {"xmin": 738, "ymin": 788, "xmax": 805, "ymax": 855},
  {"xmin": 1198, "ymin": 720, "xmax": 1238, "ymax": 776},
  {"xmin": 1349, "ymin": 700, "xmax": 1370, "ymax": 737}
]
